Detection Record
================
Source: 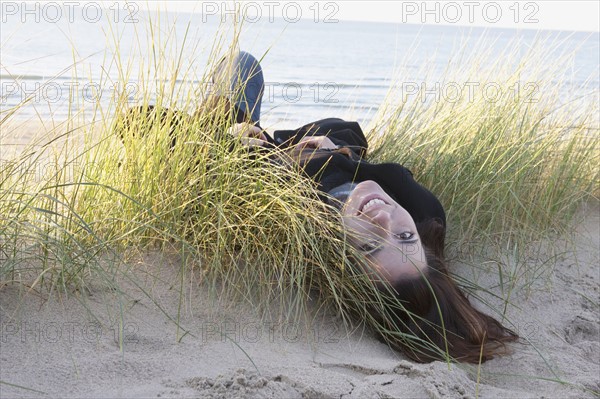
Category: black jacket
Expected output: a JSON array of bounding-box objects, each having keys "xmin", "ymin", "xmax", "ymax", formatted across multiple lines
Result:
[{"xmin": 270, "ymin": 118, "xmax": 446, "ymax": 228}]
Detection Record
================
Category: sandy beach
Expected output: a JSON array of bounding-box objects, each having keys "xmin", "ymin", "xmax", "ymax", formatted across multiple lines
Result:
[
  {"xmin": 2, "ymin": 2, "xmax": 599, "ymax": 396},
  {"xmin": 1, "ymin": 120, "xmax": 598, "ymax": 399}
]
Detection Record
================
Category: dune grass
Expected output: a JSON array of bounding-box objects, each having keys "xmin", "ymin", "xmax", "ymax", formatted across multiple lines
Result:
[
  {"xmin": 1, "ymin": 13, "xmax": 598, "ymax": 379},
  {"xmin": 367, "ymin": 35, "xmax": 599, "ymax": 296}
]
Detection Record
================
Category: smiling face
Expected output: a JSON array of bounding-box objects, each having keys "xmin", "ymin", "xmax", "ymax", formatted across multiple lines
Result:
[{"xmin": 341, "ymin": 181, "xmax": 428, "ymax": 284}]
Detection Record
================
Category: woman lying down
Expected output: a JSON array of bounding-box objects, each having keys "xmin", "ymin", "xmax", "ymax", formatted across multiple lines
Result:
[{"xmin": 119, "ymin": 50, "xmax": 518, "ymax": 363}]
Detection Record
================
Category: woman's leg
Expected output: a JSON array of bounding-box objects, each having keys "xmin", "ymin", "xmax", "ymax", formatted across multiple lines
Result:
[{"xmin": 212, "ymin": 50, "xmax": 265, "ymax": 126}]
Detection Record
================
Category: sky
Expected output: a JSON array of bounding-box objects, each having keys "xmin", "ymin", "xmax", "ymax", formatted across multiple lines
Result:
[
  {"xmin": 3, "ymin": 1, "xmax": 598, "ymax": 32},
  {"xmin": 136, "ymin": 0, "xmax": 600, "ymax": 32}
]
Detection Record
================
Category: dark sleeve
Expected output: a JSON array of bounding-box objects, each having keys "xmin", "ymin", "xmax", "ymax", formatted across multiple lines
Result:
[
  {"xmin": 272, "ymin": 118, "xmax": 368, "ymax": 158},
  {"xmin": 117, "ymin": 105, "xmax": 186, "ymax": 150},
  {"xmin": 359, "ymin": 163, "xmax": 447, "ymax": 228}
]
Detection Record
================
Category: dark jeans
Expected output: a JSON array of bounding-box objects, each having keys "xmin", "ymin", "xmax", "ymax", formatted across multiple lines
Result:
[{"xmin": 212, "ymin": 50, "xmax": 264, "ymax": 126}]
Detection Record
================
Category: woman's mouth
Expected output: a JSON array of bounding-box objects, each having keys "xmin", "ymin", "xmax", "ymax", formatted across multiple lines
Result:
[{"xmin": 357, "ymin": 196, "xmax": 388, "ymax": 215}]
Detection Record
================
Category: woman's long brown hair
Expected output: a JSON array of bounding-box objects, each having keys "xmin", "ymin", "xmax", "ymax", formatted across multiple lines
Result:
[
  {"xmin": 374, "ymin": 218, "xmax": 518, "ymax": 363},
  {"xmin": 117, "ymin": 104, "xmax": 517, "ymax": 362}
]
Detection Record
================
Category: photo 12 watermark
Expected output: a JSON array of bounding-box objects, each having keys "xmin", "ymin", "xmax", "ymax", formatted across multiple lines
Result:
[
  {"xmin": 200, "ymin": 321, "xmax": 341, "ymax": 344},
  {"xmin": 199, "ymin": 1, "xmax": 340, "ymax": 23},
  {"xmin": 0, "ymin": 1, "xmax": 343, "ymax": 24},
  {"xmin": 1, "ymin": 80, "xmax": 119, "ymax": 105},
  {"xmin": 0, "ymin": 320, "xmax": 139, "ymax": 345},
  {"xmin": 397, "ymin": 1, "xmax": 539, "ymax": 26},
  {"xmin": 204, "ymin": 80, "xmax": 340, "ymax": 104},
  {"xmin": 1, "ymin": 79, "xmax": 342, "ymax": 107},
  {"xmin": 1, "ymin": 1, "xmax": 140, "ymax": 24},
  {"xmin": 397, "ymin": 80, "xmax": 540, "ymax": 104}
]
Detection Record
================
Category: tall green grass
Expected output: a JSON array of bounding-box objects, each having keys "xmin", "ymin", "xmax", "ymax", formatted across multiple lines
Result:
[
  {"xmin": 368, "ymin": 35, "xmax": 599, "ymax": 293},
  {"xmin": 0, "ymin": 14, "xmax": 598, "ymax": 372}
]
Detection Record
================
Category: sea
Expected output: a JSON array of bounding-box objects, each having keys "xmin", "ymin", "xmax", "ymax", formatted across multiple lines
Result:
[{"xmin": 1, "ymin": 4, "xmax": 598, "ymax": 130}]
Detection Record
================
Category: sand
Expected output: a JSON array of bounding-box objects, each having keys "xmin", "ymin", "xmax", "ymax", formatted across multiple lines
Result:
[{"xmin": 0, "ymin": 123, "xmax": 599, "ymax": 398}]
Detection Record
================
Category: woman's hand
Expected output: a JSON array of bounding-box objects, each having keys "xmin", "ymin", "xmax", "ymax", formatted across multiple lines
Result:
[
  {"xmin": 228, "ymin": 122, "xmax": 268, "ymax": 147},
  {"xmin": 296, "ymin": 136, "xmax": 338, "ymax": 150}
]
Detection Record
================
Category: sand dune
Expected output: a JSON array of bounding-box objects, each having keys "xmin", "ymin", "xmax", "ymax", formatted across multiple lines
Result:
[
  {"xmin": 1, "ymin": 201, "xmax": 598, "ymax": 398},
  {"xmin": 1, "ymin": 120, "xmax": 599, "ymax": 398}
]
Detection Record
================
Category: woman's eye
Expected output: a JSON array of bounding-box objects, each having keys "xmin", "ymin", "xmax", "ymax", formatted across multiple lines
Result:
[
  {"xmin": 359, "ymin": 242, "xmax": 379, "ymax": 253},
  {"xmin": 395, "ymin": 232, "xmax": 414, "ymax": 240}
]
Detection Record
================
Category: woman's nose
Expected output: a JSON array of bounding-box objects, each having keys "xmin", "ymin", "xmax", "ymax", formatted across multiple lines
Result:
[{"xmin": 368, "ymin": 209, "xmax": 392, "ymax": 229}]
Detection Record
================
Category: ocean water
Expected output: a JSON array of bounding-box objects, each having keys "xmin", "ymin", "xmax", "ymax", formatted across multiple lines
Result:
[{"xmin": 1, "ymin": 6, "xmax": 598, "ymax": 129}]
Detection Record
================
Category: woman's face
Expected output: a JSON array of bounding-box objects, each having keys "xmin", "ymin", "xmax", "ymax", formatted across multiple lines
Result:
[{"xmin": 341, "ymin": 181, "xmax": 427, "ymax": 283}]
